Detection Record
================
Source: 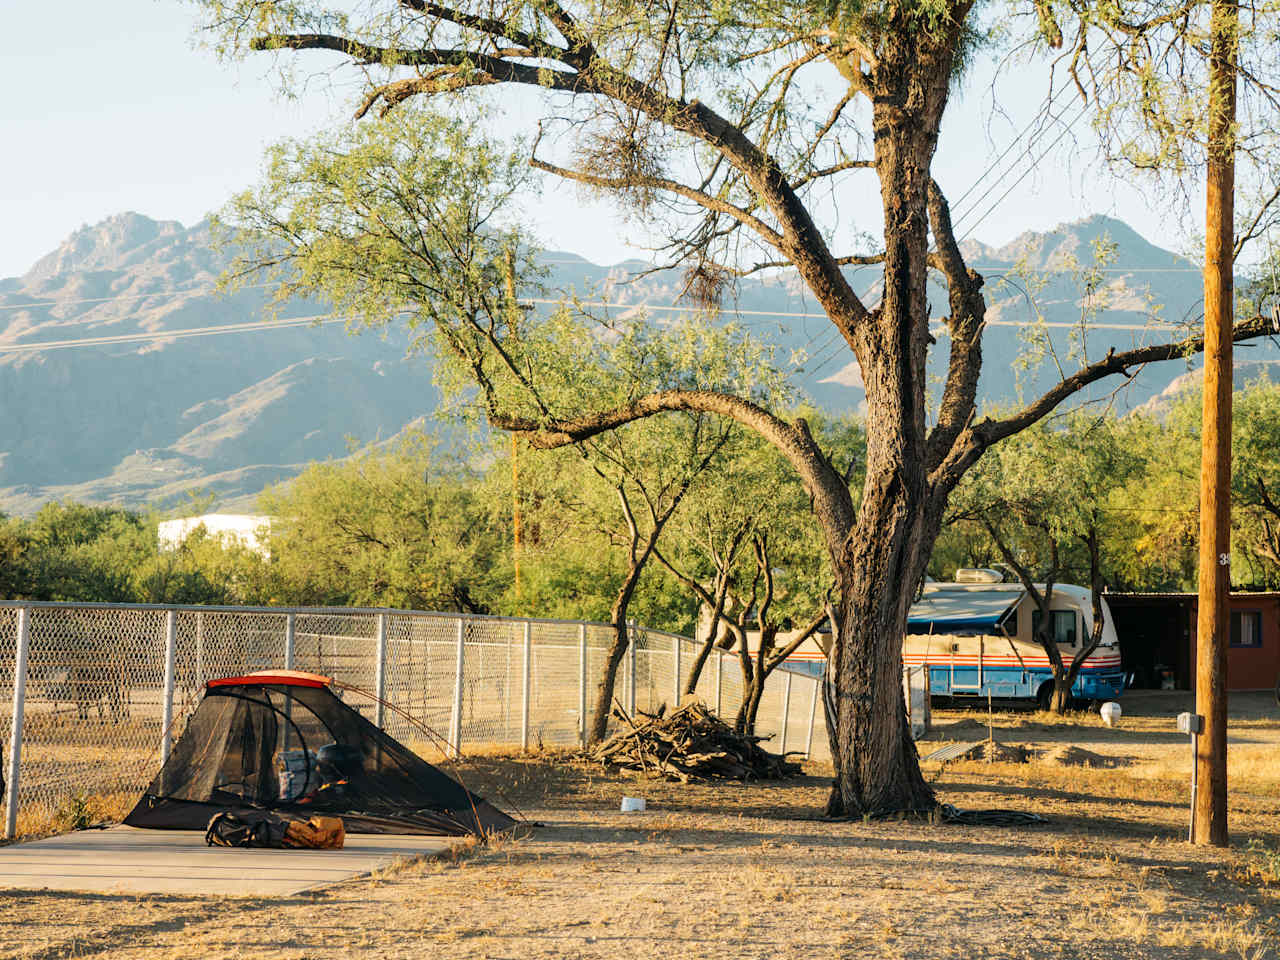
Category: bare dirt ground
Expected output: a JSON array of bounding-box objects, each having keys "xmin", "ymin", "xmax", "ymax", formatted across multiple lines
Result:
[{"xmin": 1, "ymin": 691, "xmax": 1277, "ymax": 960}]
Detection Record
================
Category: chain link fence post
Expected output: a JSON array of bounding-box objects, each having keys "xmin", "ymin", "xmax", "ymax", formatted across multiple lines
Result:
[
  {"xmin": 672, "ymin": 635, "xmax": 681, "ymax": 710},
  {"xmin": 520, "ymin": 620, "xmax": 532, "ymax": 751},
  {"xmin": 284, "ymin": 612, "xmax": 296, "ymax": 671},
  {"xmin": 4, "ymin": 607, "xmax": 30, "ymax": 840},
  {"xmin": 448, "ymin": 618, "xmax": 465, "ymax": 757},
  {"xmin": 195, "ymin": 610, "xmax": 205, "ymax": 689},
  {"xmin": 160, "ymin": 610, "xmax": 177, "ymax": 766},
  {"xmin": 628, "ymin": 620, "xmax": 637, "ymax": 716},
  {"xmin": 374, "ymin": 613, "xmax": 387, "ymax": 729},
  {"xmin": 578, "ymin": 624, "xmax": 587, "ymax": 748},
  {"xmin": 779, "ymin": 671, "xmax": 792, "ymax": 754},
  {"xmin": 805, "ymin": 675, "xmax": 818, "ymax": 759},
  {"xmin": 714, "ymin": 648, "xmax": 723, "ymax": 717}
]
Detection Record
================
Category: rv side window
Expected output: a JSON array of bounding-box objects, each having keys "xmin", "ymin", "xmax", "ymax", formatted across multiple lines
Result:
[{"xmin": 1032, "ymin": 609, "xmax": 1077, "ymax": 647}]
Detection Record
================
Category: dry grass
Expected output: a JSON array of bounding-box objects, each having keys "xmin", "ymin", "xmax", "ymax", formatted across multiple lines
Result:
[{"xmin": 1, "ymin": 691, "xmax": 1277, "ymax": 959}]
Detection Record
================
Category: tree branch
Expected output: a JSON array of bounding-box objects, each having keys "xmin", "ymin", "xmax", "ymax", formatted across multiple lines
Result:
[
  {"xmin": 487, "ymin": 388, "xmax": 854, "ymax": 536},
  {"xmin": 933, "ymin": 313, "xmax": 1275, "ymax": 493},
  {"xmin": 529, "ymin": 156, "xmax": 785, "ymax": 247},
  {"xmin": 924, "ymin": 177, "xmax": 986, "ymax": 473}
]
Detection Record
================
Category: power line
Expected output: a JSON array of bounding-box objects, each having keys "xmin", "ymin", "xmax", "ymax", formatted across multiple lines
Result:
[
  {"xmin": 0, "ymin": 260, "xmax": 1210, "ymax": 317},
  {"xmin": 0, "ymin": 295, "xmax": 1200, "ymax": 358},
  {"xmin": 954, "ymin": 101, "xmax": 1094, "ymax": 241}
]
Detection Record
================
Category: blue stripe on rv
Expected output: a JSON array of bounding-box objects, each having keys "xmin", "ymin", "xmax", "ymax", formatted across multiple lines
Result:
[{"xmin": 924, "ymin": 663, "xmax": 1125, "ymax": 701}]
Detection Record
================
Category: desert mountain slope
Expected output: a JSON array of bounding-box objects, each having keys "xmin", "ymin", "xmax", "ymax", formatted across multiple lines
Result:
[{"xmin": 1, "ymin": 211, "xmax": 1262, "ymax": 513}]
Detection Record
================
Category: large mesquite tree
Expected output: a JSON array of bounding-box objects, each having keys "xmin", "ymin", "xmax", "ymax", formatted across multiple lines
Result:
[{"xmin": 201, "ymin": 0, "xmax": 1278, "ymax": 815}]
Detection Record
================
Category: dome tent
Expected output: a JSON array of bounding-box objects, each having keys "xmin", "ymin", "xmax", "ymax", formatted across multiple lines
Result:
[{"xmin": 124, "ymin": 671, "xmax": 514, "ymax": 836}]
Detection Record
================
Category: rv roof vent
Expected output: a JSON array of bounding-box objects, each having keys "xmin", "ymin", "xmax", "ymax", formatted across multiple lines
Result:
[{"xmin": 955, "ymin": 567, "xmax": 1004, "ymax": 584}]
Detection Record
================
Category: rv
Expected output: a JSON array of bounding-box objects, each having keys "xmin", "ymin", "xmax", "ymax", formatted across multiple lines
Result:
[
  {"xmin": 725, "ymin": 569, "xmax": 1124, "ymax": 708},
  {"xmin": 902, "ymin": 572, "xmax": 1124, "ymax": 708}
]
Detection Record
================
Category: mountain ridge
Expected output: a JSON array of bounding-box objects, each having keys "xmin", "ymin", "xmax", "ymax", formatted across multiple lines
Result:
[{"xmin": 0, "ymin": 210, "xmax": 1260, "ymax": 515}]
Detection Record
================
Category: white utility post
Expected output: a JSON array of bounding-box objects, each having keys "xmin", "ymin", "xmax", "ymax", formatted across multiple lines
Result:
[
  {"xmin": 520, "ymin": 620, "xmax": 532, "ymax": 750},
  {"xmin": 779, "ymin": 671, "xmax": 793, "ymax": 755},
  {"xmin": 160, "ymin": 610, "xmax": 177, "ymax": 766},
  {"xmin": 448, "ymin": 619, "xmax": 465, "ymax": 757},
  {"xmin": 374, "ymin": 614, "xmax": 388, "ymax": 728},
  {"xmin": 4, "ymin": 607, "xmax": 31, "ymax": 840},
  {"xmin": 1178, "ymin": 711, "xmax": 1205, "ymax": 842},
  {"xmin": 578, "ymin": 624, "xmax": 588, "ymax": 748}
]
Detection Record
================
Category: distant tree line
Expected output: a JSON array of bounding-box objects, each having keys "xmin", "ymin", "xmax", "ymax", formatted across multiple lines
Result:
[
  {"xmin": 5, "ymin": 376, "xmax": 1280, "ymax": 725},
  {"xmin": 8, "ymin": 378, "xmax": 1280, "ymax": 615}
]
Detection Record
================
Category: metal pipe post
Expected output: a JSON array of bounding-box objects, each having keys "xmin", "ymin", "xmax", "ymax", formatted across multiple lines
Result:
[
  {"xmin": 628, "ymin": 621, "xmax": 637, "ymax": 716},
  {"xmin": 284, "ymin": 612, "xmax": 296, "ymax": 671},
  {"xmin": 672, "ymin": 636, "xmax": 682, "ymax": 710},
  {"xmin": 578, "ymin": 624, "xmax": 587, "ymax": 748},
  {"xmin": 160, "ymin": 610, "xmax": 177, "ymax": 766},
  {"xmin": 282, "ymin": 612, "xmax": 297, "ymax": 751},
  {"xmin": 448, "ymin": 619, "xmax": 465, "ymax": 757},
  {"xmin": 713, "ymin": 650, "xmax": 723, "ymax": 717},
  {"xmin": 521, "ymin": 621, "xmax": 532, "ymax": 750},
  {"xmin": 804, "ymin": 675, "xmax": 818, "ymax": 759},
  {"xmin": 779, "ymin": 671, "xmax": 793, "ymax": 755},
  {"xmin": 374, "ymin": 614, "xmax": 388, "ymax": 728},
  {"xmin": 4, "ymin": 608, "xmax": 31, "ymax": 840},
  {"xmin": 194, "ymin": 611, "xmax": 204, "ymax": 689}
]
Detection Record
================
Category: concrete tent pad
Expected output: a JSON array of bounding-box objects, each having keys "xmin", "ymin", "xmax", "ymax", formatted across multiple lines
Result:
[{"xmin": 0, "ymin": 826, "xmax": 457, "ymax": 897}]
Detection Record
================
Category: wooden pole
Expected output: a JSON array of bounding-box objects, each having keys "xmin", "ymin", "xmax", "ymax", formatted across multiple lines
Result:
[{"xmin": 1195, "ymin": 0, "xmax": 1237, "ymax": 848}]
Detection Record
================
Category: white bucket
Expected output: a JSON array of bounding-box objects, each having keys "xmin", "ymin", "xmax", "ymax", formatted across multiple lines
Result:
[
  {"xmin": 620, "ymin": 796, "xmax": 646, "ymax": 812},
  {"xmin": 1099, "ymin": 702, "xmax": 1122, "ymax": 728}
]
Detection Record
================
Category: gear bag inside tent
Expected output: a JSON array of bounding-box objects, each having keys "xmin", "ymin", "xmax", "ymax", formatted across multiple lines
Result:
[{"xmin": 124, "ymin": 671, "xmax": 515, "ymax": 836}]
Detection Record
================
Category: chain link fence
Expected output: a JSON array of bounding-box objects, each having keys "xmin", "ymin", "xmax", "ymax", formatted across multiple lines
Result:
[{"xmin": 1, "ymin": 602, "xmax": 828, "ymax": 839}]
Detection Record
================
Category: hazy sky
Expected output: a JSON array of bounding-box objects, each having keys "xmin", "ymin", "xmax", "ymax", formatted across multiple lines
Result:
[{"xmin": 1, "ymin": 2, "xmax": 1190, "ymax": 280}]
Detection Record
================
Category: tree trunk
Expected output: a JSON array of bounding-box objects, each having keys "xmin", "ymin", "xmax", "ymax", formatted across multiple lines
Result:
[
  {"xmin": 1050, "ymin": 669, "xmax": 1073, "ymax": 713},
  {"xmin": 587, "ymin": 565, "xmax": 644, "ymax": 744},
  {"xmin": 683, "ymin": 629, "xmax": 719, "ymax": 698},
  {"xmin": 819, "ymin": 37, "xmax": 952, "ymax": 816}
]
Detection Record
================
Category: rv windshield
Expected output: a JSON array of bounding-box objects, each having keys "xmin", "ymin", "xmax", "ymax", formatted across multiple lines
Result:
[{"xmin": 1033, "ymin": 609, "xmax": 1078, "ymax": 647}]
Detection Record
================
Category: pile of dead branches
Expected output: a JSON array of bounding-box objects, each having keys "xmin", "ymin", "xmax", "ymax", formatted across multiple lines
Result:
[{"xmin": 588, "ymin": 700, "xmax": 803, "ymax": 782}]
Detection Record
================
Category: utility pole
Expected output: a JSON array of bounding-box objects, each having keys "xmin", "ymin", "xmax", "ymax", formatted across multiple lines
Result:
[{"xmin": 1195, "ymin": 0, "xmax": 1237, "ymax": 848}]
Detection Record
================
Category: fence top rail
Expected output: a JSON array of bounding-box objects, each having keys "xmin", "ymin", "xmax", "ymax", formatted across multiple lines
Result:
[{"xmin": 0, "ymin": 600, "xmax": 636, "ymax": 633}]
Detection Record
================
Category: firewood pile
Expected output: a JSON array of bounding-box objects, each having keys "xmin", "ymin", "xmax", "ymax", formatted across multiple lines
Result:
[{"xmin": 588, "ymin": 700, "xmax": 804, "ymax": 782}]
